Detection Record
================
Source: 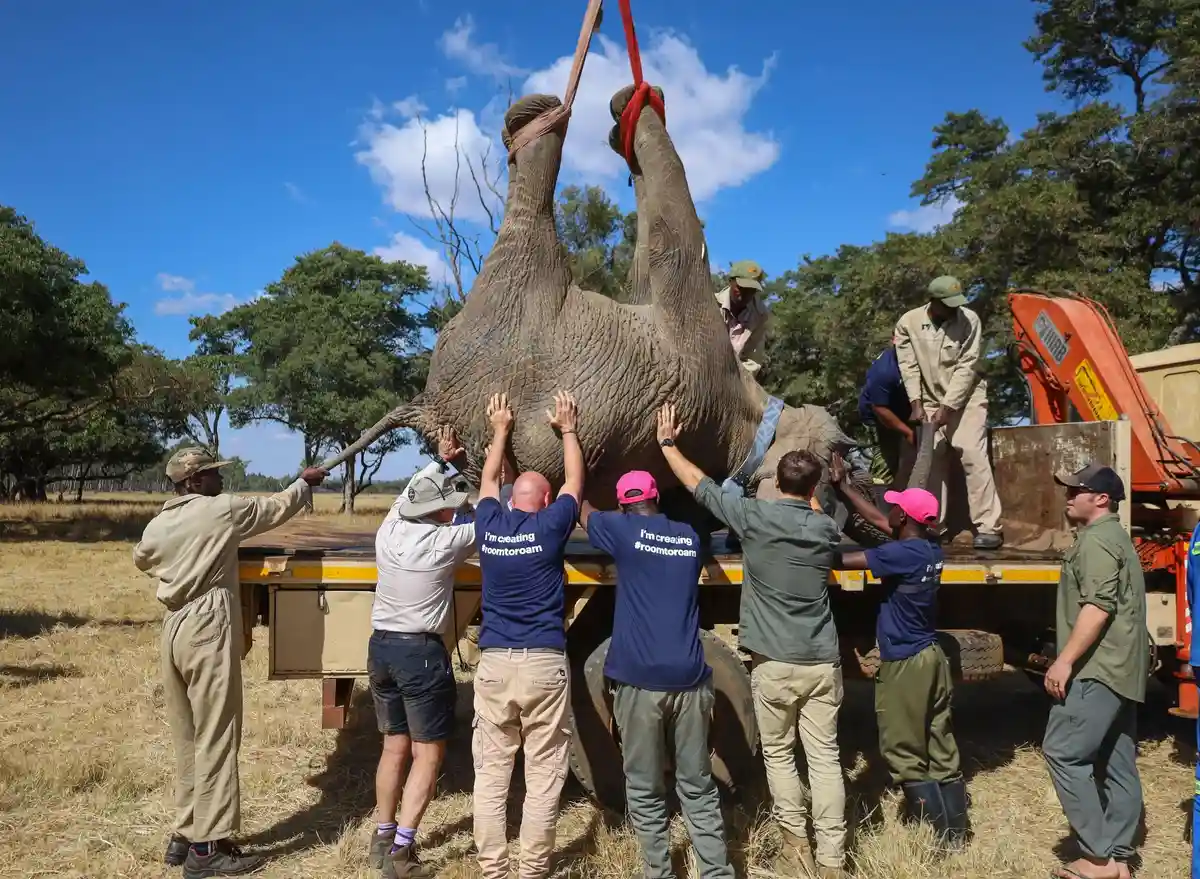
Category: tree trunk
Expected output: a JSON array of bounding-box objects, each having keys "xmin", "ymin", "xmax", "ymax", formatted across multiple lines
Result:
[{"xmin": 341, "ymin": 459, "xmax": 356, "ymax": 515}]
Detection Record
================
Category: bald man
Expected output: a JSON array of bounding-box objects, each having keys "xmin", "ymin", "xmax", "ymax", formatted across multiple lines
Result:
[{"xmin": 470, "ymin": 391, "xmax": 585, "ymax": 879}]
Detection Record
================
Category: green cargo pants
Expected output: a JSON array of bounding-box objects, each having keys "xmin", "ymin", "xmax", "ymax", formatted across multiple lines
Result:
[
  {"xmin": 611, "ymin": 678, "xmax": 735, "ymax": 879},
  {"xmin": 875, "ymin": 642, "xmax": 961, "ymax": 784}
]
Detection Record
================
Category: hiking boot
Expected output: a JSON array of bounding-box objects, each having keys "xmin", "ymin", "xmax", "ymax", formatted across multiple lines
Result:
[
  {"xmin": 165, "ymin": 834, "xmax": 190, "ymax": 866},
  {"xmin": 182, "ymin": 841, "xmax": 265, "ymax": 878},
  {"xmin": 774, "ymin": 827, "xmax": 817, "ymax": 876},
  {"xmin": 369, "ymin": 830, "xmax": 395, "ymax": 869},
  {"xmin": 939, "ymin": 776, "xmax": 970, "ymax": 849},
  {"xmin": 973, "ymin": 532, "xmax": 1003, "ymax": 550},
  {"xmin": 382, "ymin": 843, "xmax": 437, "ymax": 879}
]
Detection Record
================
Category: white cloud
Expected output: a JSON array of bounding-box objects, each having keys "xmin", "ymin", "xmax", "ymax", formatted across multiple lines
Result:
[
  {"xmin": 438, "ymin": 15, "xmax": 528, "ymax": 80},
  {"xmin": 445, "ymin": 76, "xmax": 468, "ymax": 95},
  {"xmin": 393, "ymin": 95, "xmax": 428, "ymax": 118},
  {"xmin": 887, "ymin": 197, "xmax": 963, "ymax": 234},
  {"xmin": 153, "ymin": 273, "xmax": 238, "ymax": 317},
  {"xmin": 355, "ymin": 108, "xmax": 500, "ymax": 222},
  {"xmin": 283, "ymin": 181, "xmax": 309, "ymax": 203},
  {"xmin": 356, "ymin": 27, "xmax": 779, "ymax": 221},
  {"xmin": 374, "ymin": 232, "xmax": 452, "ymax": 285}
]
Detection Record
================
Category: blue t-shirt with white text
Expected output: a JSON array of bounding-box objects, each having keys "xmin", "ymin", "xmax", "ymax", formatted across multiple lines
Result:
[
  {"xmin": 475, "ymin": 494, "xmax": 578, "ymax": 651},
  {"xmin": 586, "ymin": 511, "xmax": 710, "ymax": 691},
  {"xmin": 864, "ymin": 538, "xmax": 942, "ymax": 662}
]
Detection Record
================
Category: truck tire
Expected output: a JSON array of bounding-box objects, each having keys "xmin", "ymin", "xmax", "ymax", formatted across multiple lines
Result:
[
  {"xmin": 854, "ymin": 629, "xmax": 1004, "ymax": 682},
  {"xmin": 566, "ymin": 629, "xmax": 760, "ymax": 813}
]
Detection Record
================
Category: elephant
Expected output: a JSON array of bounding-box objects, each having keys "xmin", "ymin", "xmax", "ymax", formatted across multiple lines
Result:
[{"xmin": 322, "ymin": 85, "xmax": 882, "ymax": 544}]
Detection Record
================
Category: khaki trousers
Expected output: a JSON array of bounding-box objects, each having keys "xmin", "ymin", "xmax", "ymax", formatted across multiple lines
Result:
[
  {"xmin": 161, "ymin": 585, "xmax": 243, "ymax": 843},
  {"xmin": 750, "ymin": 658, "xmax": 847, "ymax": 869},
  {"xmin": 927, "ymin": 394, "xmax": 1003, "ymax": 535},
  {"xmin": 472, "ymin": 649, "xmax": 572, "ymax": 879}
]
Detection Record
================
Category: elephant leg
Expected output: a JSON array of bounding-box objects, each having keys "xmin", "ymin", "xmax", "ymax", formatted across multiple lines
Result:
[
  {"xmin": 607, "ymin": 86, "xmax": 717, "ymax": 343},
  {"xmin": 463, "ymin": 94, "xmax": 572, "ymax": 329},
  {"xmin": 607, "ymin": 110, "xmax": 654, "ymax": 306}
]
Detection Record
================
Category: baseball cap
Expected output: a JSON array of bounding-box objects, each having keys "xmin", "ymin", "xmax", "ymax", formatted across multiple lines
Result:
[
  {"xmin": 729, "ymin": 259, "xmax": 766, "ymax": 292},
  {"xmin": 1053, "ymin": 462, "xmax": 1126, "ymax": 501},
  {"xmin": 883, "ymin": 487, "xmax": 940, "ymax": 525},
  {"xmin": 927, "ymin": 275, "xmax": 968, "ymax": 308},
  {"xmin": 616, "ymin": 470, "xmax": 659, "ymax": 505},
  {"xmin": 166, "ymin": 447, "xmax": 234, "ymax": 484}
]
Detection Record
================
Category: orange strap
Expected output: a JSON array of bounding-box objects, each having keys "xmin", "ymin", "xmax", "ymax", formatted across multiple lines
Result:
[
  {"xmin": 617, "ymin": 0, "xmax": 665, "ymax": 165},
  {"xmin": 506, "ymin": 0, "xmax": 604, "ymax": 160}
]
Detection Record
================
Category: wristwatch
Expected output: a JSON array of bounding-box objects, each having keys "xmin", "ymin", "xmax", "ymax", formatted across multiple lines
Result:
[{"xmin": 659, "ymin": 438, "xmax": 675, "ymax": 448}]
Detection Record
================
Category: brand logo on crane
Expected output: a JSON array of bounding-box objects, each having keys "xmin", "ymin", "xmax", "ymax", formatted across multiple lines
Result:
[{"xmin": 1034, "ymin": 311, "xmax": 1069, "ymax": 365}]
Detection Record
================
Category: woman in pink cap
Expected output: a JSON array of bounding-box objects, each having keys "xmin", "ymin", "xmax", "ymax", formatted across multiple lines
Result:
[{"xmin": 828, "ymin": 454, "xmax": 969, "ymax": 851}]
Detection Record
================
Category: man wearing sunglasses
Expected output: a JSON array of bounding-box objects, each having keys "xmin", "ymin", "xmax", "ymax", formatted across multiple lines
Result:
[
  {"xmin": 1042, "ymin": 463, "xmax": 1148, "ymax": 879},
  {"xmin": 367, "ymin": 425, "xmax": 510, "ymax": 878}
]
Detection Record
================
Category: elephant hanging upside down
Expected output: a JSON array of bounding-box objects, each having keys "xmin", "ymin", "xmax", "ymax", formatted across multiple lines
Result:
[{"xmin": 323, "ymin": 86, "xmax": 876, "ymax": 540}]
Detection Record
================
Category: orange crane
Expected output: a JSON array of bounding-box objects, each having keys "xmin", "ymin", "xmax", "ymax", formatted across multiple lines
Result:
[{"xmin": 1010, "ymin": 289, "xmax": 1200, "ymax": 718}]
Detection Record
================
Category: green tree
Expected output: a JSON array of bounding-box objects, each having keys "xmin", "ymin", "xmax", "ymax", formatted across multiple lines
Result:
[{"xmin": 213, "ymin": 243, "xmax": 429, "ymax": 513}]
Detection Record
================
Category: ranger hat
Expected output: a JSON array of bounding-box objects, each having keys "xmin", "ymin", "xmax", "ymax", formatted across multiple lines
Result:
[
  {"xmin": 1053, "ymin": 462, "xmax": 1126, "ymax": 502},
  {"xmin": 927, "ymin": 275, "xmax": 968, "ymax": 308},
  {"xmin": 166, "ymin": 447, "xmax": 234, "ymax": 484},
  {"xmin": 399, "ymin": 466, "xmax": 471, "ymax": 519},
  {"xmin": 729, "ymin": 259, "xmax": 766, "ymax": 292}
]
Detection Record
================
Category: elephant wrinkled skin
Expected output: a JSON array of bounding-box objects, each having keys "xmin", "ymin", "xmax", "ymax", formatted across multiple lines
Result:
[{"xmin": 324, "ymin": 87, "xmax": 855, "ymax": 528}]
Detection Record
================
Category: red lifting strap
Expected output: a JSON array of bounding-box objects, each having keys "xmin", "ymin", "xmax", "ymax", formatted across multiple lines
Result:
[{"xmin": 618, "ymin": 0, "xmax": 665, "ymax": 166}]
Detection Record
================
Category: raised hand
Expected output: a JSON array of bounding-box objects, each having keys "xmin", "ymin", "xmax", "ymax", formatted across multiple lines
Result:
[
  {"xmin": 657, "ymin": 403, "xmax": 683, "ymax": 444},
  {"xmin": 437, "ymin": 425, "xmax": 465, "ymax": 462},
  {"xmin": 546, "ymin": 390, "xmax": 579, "ymax": 434},
  {"xmin": 487, "ymin": 393, "xmax": 513, "ymax": 435}
]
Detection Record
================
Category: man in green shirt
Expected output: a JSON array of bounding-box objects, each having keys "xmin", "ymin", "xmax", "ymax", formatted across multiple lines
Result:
[
  {"xmin": 1042, "ymin": 463, "xmax": 1148, "ymax": 879},
  {"xmin": 656, "ymin": 403, "xmax": 847, "ymax": 879}
]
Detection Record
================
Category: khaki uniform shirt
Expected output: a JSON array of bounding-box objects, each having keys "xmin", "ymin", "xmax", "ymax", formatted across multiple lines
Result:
[
  {"xmin": 894, "ymin": 304, "xmax": 986, "ymax": 411},
  {"xmin": 715, "ymin": 285, "xmax": 769, "ymax": 372},
  {"xmin": 694, "ymin": 477, "xmax": 841, "ymax": 665},
  {"xmin": 1057, "ymin": 513, "xmax": 1150, "ymax": 703},
  {"xmin": 133, "ymin": 478, "xmax": 311, "ymax": 612}
]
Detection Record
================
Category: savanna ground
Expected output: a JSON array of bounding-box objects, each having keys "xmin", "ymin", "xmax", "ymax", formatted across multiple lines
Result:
[{"xmin": 0, "ymin": 493, "xmax": 1193, "ymax": 878}]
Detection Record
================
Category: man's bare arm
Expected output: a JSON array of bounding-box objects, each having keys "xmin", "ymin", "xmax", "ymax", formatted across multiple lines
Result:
[
  {"xmin": 579, "ymin": 499, "xmax": 598, "ymax": 529},
  {"xmin": 829, "ymin": 452, "xmax": 891, "ymax": 535},
  {"xmin": 479, "ymin": 393, "xmax": 512, "ymax": 502},
  {"xmin": 549, "ymin": 390, "xmax": 584, "ymax": 502},
  {"xmin": 837, "ymin": 550, "xmax": 870, "ymax": 571},
  {"xmin": 871, "ymin": 404, "xmax": 916, "ymax": 439}
]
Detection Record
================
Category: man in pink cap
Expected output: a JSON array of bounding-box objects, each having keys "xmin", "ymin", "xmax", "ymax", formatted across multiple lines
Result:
[
  {"xmin": 579, "ymin": 471, "xmax": 733, "ymax": 879},
  {"xmin": 828, "ymin": 455, "xmax": 968, "ymax": 850}
]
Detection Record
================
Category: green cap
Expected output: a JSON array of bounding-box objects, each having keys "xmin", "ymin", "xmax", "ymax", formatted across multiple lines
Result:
[
  {"xmin": 729, "ymin": 259, "xmax": 765, "ymax": 292},
  {"xmin": 927, "ymin": 275, "xmax": 967, "ymax": 308}
]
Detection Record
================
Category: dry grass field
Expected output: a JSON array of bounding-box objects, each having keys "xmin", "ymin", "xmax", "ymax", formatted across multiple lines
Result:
[{"xmin": 0, "ymin": 493, "xmax": 1193, "ymax": 878}]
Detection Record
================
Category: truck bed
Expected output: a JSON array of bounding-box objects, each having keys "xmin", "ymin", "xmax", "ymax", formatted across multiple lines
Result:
[{"xmin": 238, "ymin": 516, "xmax": 1064, "ymax": 564}]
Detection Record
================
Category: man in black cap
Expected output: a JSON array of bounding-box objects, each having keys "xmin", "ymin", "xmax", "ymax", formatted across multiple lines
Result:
[{"xmin": 1042, "ymin": 463, "xmax": 1147, "ymax": 879}]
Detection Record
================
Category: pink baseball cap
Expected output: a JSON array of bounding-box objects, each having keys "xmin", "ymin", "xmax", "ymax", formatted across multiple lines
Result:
[
  {"xmin": 883, "ymin": 487, "xmax": 939, "ymax": 524},
  {"xmin": 616, "ymin": 470, "xmax": 659, "ymax": 505}
]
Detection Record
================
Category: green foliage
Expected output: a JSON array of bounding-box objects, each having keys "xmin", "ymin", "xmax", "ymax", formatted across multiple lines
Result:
[
  {"xmin": 209, "ymin": 242, "xmax": 430, "ymax": 511},
  {"xmin": 555, "ymin": 185, "xmax": 637, "ymax": 300}
]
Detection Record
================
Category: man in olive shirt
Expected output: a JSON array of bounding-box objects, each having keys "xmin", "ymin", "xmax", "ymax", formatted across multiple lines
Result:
[
  {"xmin": 657, "ymin": 404, "xmax": 846, "ymax": 879},
  {"xmin": 1042, "ymin": 463, "xmax": 1148, "ymax": 879}
]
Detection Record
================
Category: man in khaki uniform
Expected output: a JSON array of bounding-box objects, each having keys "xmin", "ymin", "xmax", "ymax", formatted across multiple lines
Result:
[
  {"xmin": 133, "ymin": 448, "xmax": 327, "ymax": 878},
  {"xmin": 715, "ymin": 259, "xmax": 770, "ymax": 375},
  {"xmin": 894, "ymin": 275, "xmax": 1003, "ymax": 550}
]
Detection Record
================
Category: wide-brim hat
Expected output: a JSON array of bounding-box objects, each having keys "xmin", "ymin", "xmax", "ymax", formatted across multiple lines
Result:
[{"xmin": 398, "ymin": 470, "xmax": 472, "ymax": 519}]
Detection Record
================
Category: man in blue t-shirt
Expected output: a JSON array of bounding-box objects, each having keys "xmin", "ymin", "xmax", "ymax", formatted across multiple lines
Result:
[
  {"xmin": 829, "ymin": 453, "xmax": 968, "ymax": 849},
  {"xmin": 857, "ymin": 343, "xmax": 915, "ymax": 487},
  {"xmin": 582, "ymin": 471, "xmax": 734, "ymax": 879},
  {"xmin": 470, "ymin": 390, "xmax": 584, "ymax": 879}
]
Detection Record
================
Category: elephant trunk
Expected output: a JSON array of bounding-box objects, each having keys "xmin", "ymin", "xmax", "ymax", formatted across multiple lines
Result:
[{"xmin": 319, "ymin": 401, "xmax": 425, "ymax": 473}]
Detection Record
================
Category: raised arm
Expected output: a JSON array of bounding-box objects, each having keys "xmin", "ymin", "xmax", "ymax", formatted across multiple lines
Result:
[
  {"xmin": 657, "ymin": 403, "xmax": 753, "ymax": 536},
  {"xmin": 230, "ymin": 466, "xmax": 328, "ymax": 540},
  {"xmin": 548, "ymin": 390, "xmax": 583, "ymax": 502},
  {"xmin": 479, "ymin": 393, "xmax": 513, "ymax": 502},
  {"xmin": 829, "ymin": 452, "xmax": 891, "ymax": 536}
]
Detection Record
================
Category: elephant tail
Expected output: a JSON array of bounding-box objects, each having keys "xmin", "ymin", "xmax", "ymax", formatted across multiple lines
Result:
[{"xmin": 318, "ymin": 399, "xmax": 426, "ymax": 473}]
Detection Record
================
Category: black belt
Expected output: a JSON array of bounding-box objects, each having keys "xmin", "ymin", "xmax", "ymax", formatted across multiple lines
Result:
[{"xmin": 372, "ymin": 630, "xmax": 442, "ymax": 641}]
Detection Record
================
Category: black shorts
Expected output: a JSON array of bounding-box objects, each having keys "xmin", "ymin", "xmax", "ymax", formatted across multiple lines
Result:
[{"xmin": 367, "ymin": 631, "xmax": 457, "ymax": 742}]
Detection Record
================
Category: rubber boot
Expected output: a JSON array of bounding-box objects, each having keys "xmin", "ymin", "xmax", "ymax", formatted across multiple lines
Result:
[
  {"xmin": 165, "ymin": 834, "xmax": 190, "ymax": 866},
  {"xmin": 901, "ymin": 780, "xmax": 949, "ymax": 838},
  {"xmin": 939, "ymin": 776, "xmax": 970, "ymax": 849}
]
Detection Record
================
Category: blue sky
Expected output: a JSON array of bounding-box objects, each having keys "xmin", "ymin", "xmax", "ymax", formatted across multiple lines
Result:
[{"xmin": 1, "ymin": 0, "xmax": 1075, "ymax": 479}]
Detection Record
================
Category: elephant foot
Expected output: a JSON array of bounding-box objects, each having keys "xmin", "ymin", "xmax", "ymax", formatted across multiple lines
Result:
[
  {"xmin": 503, "ymin": 94, "xmax": 564, "ymax": 145},
  {"xmin": 608, "ymin": 83, "xmax": 665, "ymax": 122}
]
